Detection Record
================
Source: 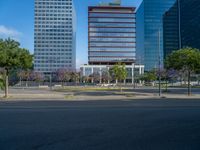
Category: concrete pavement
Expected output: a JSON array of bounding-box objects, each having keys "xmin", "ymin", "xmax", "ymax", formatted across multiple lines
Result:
[{"xmin": 0, "ymin": 87, "xmax": 200, "ymax": 101}]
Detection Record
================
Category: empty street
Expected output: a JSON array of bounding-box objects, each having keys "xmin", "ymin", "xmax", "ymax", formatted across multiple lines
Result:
[{"xmin": 0, "ymin": 99, "xmax": 200, "ymax": 150}]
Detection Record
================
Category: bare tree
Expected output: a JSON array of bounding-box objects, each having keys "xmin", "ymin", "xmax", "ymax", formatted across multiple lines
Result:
[
  {"xmin": 17, "ymin": 70, "xmax": 31, "ymax": 87},
  {"xmin": 30, "ymin": 71, "xmax": 44, "ymax": 86},
  {"xmin": 56, "ymin": 68, "xmax": 71, "ymax": 87}
]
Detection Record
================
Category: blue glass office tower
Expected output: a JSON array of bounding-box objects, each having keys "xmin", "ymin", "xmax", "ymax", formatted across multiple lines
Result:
[
  {"xmin": 136, "ymin": 1, "xmax": 144, "ymax": 65},
  {"xmin": 163, "ymin": 0, "xmax": 180, "ymax": 59},
  {"xmin": 138, "ymin": 0, "xmax": 176, "ymax": 70},
  {"xmin": 163, "ymin": 0, "xmax": 200, "ymax": 59},
  {"xmin": 180, "ymin": 0, "xmax": 200, "ymax": 50}
]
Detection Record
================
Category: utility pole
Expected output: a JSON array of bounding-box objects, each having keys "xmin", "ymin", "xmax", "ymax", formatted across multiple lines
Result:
[
  {"xmin": 50, "ymin": 71, "xmax": 52, "ymax": 90},
  {"xmin": 133, "ymin": 65, "xmax": 136, "ymax": 89},
  {"xmin": 178, "ymin": 0, "xmax": 182, "ymax": 49},
  {"xmin": 49, "ymin": 59, "xmax": 54, "ymax": 91},
  {"xmin": 158, "ymin": 29, "xmax": 162, "ymax": 97}
]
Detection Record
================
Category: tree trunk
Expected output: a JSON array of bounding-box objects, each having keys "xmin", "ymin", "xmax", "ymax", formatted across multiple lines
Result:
[
  {"xmin": 26, "ymin": 79, "xmax": 28, "ymax": 87},
  {"xmin": 62, "ymin": 81, "xmax": 64, "ymax": 87},
  {"xmin": 181, "ymin": 75, "xmax": 184, "ymax": 85},
  {"xmin": 188, "ymin": 70, "xmax": 191, "ymax": 96},
  {"xmin": 120, "ymin": 82, "xmax": 122, "ymax": 93},
  {"xmin": 5, "ymin": 69, "xmax": 9, "ymax": 98},
  {"xmin": 165, "ymin": 76, "xmax": 168, "ymax": 92},
  {"xmin": 99, "ymin": 76, "xmax": 102, "ymax": 84},
  {"xmin": 91, "ymin": 78, "xmax": 94, "ymax": 84},
  {"xmin": 165, "ymin": 80, "xmax": 168, "ymax": 92},
  {"xmin": 20, "ymin": 77, "xmax": 22, "ymax": 87},
  {"xmin": 116, "ymin": 79, "xmax": 118, "ymax": 84}
]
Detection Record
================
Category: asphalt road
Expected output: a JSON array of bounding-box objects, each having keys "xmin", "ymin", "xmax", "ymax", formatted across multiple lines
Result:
[{"xmin": 0, "ymin": 99, "xmax": 200, "ymax": 150}]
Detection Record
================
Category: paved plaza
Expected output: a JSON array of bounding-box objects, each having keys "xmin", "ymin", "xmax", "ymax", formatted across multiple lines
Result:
[{"xmin": 0, "ymin": 87, "xmax": 200, "ymax": 100}]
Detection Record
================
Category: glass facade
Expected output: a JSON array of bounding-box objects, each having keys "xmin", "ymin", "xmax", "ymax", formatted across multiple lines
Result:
[
  {"xmin": 88, "ymin": 6, "xmax": 136, "ymax": 65},
  {"xmin": 89, "ymin": 13, "xmax": 135, "ymax": 17},
  {"xmin": 89, "ymin": 22, "xmax": 136, "ymax": 28},
  {"xmin": 163, "ymin": 0, "xmax": 180, "ymax": 59},
  {"xmin": 136, "ymin": 1, "xmax": 144, "ymax": 65},
  {"xmin": 163, "ymin": 0, "xmax": 200, "ymax": 58},
  {"xmin": 140, "ymin": 0, "xmax": 176, "ymax": 70},
  {"xmin": 90, "ymin": 28, "xmax": 136, "ymax": 32},
  {"xmin": 180, "ymin": 0, "xmax": 200, "ymax": 50},
  {"xmin": 90, "ymin": 43, "xmax": 136, "ymax": 47},
  {"xmin": 34, "ymin": 0, "xmax": 76, "ymax": 73},
  {"xmin": 90, "ymin": 38, "xmax": 135, "ymax": 42}
]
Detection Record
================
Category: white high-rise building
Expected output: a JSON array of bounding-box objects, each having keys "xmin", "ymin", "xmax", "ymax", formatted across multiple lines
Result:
[{"xmin": 34, "ymin": 0, "xmax": 76, "ymax": 73}]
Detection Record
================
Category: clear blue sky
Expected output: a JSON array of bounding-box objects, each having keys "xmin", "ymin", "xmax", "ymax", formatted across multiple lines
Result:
[{"xmin": 0, "ymin": 0, "xmax": 142, "ymax": 68}]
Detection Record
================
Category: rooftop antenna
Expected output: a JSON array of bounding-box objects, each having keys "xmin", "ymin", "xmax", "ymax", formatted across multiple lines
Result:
[
  {"xmin": 113, "ymin": 0, "xmax": 121, "ymax": 5},
  {"xmin": 99, "ymin": 1, "xmax": 109, "ymax": 6},
  {"xmin": 114, "ymin": 0, "xmax": 121, "ymax": 4},
  {"xmin": 99, "ymin": 1, "xmax": 102, "ymax": 6}
]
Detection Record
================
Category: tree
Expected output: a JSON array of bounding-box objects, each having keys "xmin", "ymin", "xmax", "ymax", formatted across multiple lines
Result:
[
  {"xmin": 140, "ymin": 70, "xmax": 157, "ymax": 86},
  {"xmin": 0, "ymin": 38, "xmax": 33, "ymax": 97},
  {"xmin": 30, "ymin": 71, "xmax": 44, "ymax": 86},
  {"xmin": 71, "ymin": 71, "xmax": 80, "ymax": 85},
  {"xmin": 90, "ymin": 72, "xmax": 100, "ymax": 83},
  {"xmin": 81, "ymin": 76, "xmax": 90, "ymax": 84},
  {"xmin": 155, "ymin": 68, "xmax": 178, "ymax": 91},
  {"xmin": 165, "ymin": 47, "xmax": 200, "ymax": 95},
  {"xmin": 110, "ymin": 63, "xmax": 127, "ymax": 92},
  {"xmin": 197, "ymin": 75, "xmax": 200, "ymax": 86},
  {"xmin": 17, "ymin": 70, "xmax": 31, "ymax": 87},
  {"xmin": 0, "ymin": 71, "xmax": 5, "ymax": 90},
  {"xmin": 102, "ymin": 70, "xmax": 111, "ymax": 84},
  {"xmin": 56, "ymin": 68, "xmax": 71, "ymax": 86},
  {"xmin": 167, "ymin": 69, "xmax": 179, "ymax": 85}
]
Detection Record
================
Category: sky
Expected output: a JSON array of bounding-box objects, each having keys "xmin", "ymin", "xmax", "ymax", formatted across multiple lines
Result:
[{"xmin": 0, "ymin": 0, "xmax": 142, "ymax": 68}]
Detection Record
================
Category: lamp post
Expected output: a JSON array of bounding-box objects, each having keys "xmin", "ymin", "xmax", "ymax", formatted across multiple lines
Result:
[
  {"xmin": 50, "ymin": 71, "xmax": 52, "ymax": 90},
  {"xmin": 178, "ymin": 0, "xmax": 182, "ymax": 49},
  {"xmin": 133, "ymin": 65, "xmax": 136, "ymax": 89},
  {"xmin": 158, "ymin": 29, "xmax": 162, "ymax": 97},
  {"xmin": 48, "ymin": 59, "xmax": 55, "ymax": 91}
]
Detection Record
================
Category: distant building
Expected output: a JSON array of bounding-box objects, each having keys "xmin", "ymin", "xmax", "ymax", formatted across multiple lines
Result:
[
  {"xmin": 136, "ymin": 1, "xmax": 144, "ymax": 65},
  {"xmin": 137, "ymin": 0, "xmax": 176, "ymax": 70},
  {"xmin": 81, "ymin": 64, "xmax": 144, "ymax": 84},
  {"xmin": 163, "ymin": 0, "xmax": 200, "ymax": 58},
  {"xmin": 180, "ymin": 0, "xmax": 200, "ymax": 50},
  {"xmin": 81, "ymin": 0, "xmax": 144, "ymax": 84},
  {"xmin": 163, "ymin": 1, "xmax": 180, "ymax": 59},
  {"xmin": 34, "ymin": 0, "xmax": 76, "ymax": 73},
  {"xmin": 88, "ymin": 5, "xmax": 136, "ymax": 65}
]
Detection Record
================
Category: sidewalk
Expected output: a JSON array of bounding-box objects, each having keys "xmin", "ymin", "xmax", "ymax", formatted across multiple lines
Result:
[{"xmin": 0, "ymin": 88, "xmax": 200, "ymax": 101}]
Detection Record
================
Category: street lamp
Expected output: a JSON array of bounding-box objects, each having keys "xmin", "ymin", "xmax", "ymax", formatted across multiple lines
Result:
[
  {"xmin": 48, "ymin": 59, "xmax": 55, "ymax": 90},
  {"xmin": 133, "ymin": 65, "xmax": 136, "ymax": 89},
  {"xmin": 158, "ymin": 29, "xmax": 162, "ymax": 97}
]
